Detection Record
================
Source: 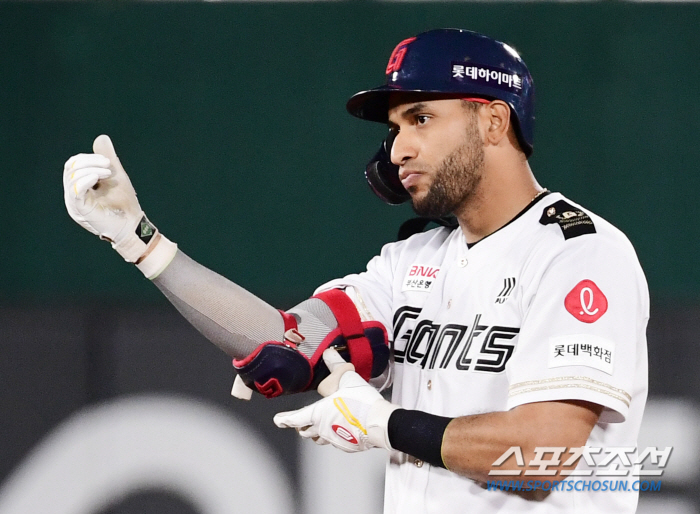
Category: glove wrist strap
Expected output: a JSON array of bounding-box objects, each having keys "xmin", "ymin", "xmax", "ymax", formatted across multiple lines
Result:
[
  {"xmin": 112, "ymin": 232, "xmax": 148, "ymax": 263},
  {"xmin": 111, "ymin": 214, "xmax": 157, "ymax": 263},
  {"xmin": 107, "ymin": 213, "xmax": 178, "ymax": 278},
  {"xmin": 136, "ymin": 234, "xmax": 178, "ymax": 279}
]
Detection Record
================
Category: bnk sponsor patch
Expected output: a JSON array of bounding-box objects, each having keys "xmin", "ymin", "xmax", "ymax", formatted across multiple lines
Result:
[
  {"xmin": 402, "ymin": 264, "xmax": 440, "ymax": 292},
  {"xmin": 451, "ymin": 62, "xmax": 523, "ymax": 94}
]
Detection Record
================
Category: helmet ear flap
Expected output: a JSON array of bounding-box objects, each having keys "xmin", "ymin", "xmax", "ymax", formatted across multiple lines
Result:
[{"xmin": 364, "ymin": 133, "xmax": 411, "ymax": 205}]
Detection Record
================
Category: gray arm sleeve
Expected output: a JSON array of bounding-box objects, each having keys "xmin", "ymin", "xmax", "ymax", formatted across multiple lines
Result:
[
  {"xmin": 152, "ymin": 250, "xmax": 390, "ymax": 390},
  {"xmin": 153, "ymin": 250, "xmax": 285, "ymax": 359},
  {"xmin": 152, "ymin": 249, "xmax": 339, "ymax": 360}
]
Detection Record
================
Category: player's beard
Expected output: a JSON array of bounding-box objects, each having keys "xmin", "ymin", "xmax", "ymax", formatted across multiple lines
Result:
[{"xmin": 410, "ymin": 122, "xmax": 484, "ymax": 218}]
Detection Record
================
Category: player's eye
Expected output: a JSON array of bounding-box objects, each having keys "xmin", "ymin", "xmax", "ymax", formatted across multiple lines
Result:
[{"xmin": 416, "ymin": 115, "xmax": 430, "ymax": 125}]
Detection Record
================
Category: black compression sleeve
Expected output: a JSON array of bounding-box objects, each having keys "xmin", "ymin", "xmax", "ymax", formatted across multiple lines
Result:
[{"xmin": 387, "ymin": 409, "xmax": 453, "ymax": 468}]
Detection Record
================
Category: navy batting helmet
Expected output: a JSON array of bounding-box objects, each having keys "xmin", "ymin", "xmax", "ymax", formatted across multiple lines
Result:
[
  {"xmin": 349, "ymin": 29, "xmax": 535, "ymax": 205},
  {"xmin": 347, "ymin": 28, "xmax": 535, "ymax": 155}
]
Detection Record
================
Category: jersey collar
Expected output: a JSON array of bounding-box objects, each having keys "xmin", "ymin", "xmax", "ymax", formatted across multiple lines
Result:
[{"xmin": 465, "ymin": 190, "xmax": 552, "ymax": 249}]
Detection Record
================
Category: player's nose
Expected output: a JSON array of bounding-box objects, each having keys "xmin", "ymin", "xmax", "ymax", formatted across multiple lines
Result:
[{"xmin": 390, "ymin": 129, "xmax": 418, "ymax": 166}]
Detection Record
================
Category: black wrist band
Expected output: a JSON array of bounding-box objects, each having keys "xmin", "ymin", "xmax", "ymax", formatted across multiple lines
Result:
[{"xmin": 387, "ymin": 409, "xmax": 453, "ymax": 469}]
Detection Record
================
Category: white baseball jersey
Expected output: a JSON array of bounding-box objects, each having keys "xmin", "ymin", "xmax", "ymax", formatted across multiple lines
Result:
[{"xmin": 316, "ymin": 192, "xmax": 649, "ymax": 514}]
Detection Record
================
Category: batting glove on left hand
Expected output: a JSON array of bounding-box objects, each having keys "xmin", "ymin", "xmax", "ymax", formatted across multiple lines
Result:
[
  {"xmin": 63, "ymin": 135, "xmax": 177, "ymax": 278},
  {"xmin": 273, "ymin": 348, "xmax": 399, "ymax": 453}
]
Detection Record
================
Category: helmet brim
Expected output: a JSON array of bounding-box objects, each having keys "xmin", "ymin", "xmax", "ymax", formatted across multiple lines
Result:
[
  {"xmin": 346, "ymin": 86, "xmax": 464, "ymax": 124},
  {"xmin": 347, "ymin": 86, "xmax": 494, "ymax": 124},
  {"xmin": 346, "ymin": 86, "xmax": 399, "ymax": 123}
]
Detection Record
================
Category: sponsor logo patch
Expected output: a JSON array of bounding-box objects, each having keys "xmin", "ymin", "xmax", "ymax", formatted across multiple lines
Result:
[
  {"xmin": 451, "ymin": 62, "xmax": 523, "ymax": 94},
  {"xmin": 332, "ymin": 424, "xmax": 358, "ymax": 445},
  {"xmin": 402, "ymin": 264, "xmax": 440, "ymax": 292},
  {"xmin": 539, "ymin": 200, "xmax": 596, "ymax": 240},
  {"xmin": 548, "ymin": 334, "xmax": 615, "ymax": 375},
  {"xmin": 565, "ymin": 280, "xmax": 608, "ymax": 323}
]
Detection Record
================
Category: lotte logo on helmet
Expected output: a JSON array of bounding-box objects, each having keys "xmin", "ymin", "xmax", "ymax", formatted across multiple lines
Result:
[
  {"xmin": 385, "ymin": 37, "xmax": 417, "ymax": 75},
  {"xmin": 564, "ymin": 280, "xmax": 608, "ymax": 323}
]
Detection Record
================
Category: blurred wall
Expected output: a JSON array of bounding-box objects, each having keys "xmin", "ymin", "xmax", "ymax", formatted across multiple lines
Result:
[
  {"xmin": 1, "ymin": 2, "xmax": 698, "ymax": 513},
  {"xmin": 1, "ymin": 1, "xmax": 698, "ymax": 305}
]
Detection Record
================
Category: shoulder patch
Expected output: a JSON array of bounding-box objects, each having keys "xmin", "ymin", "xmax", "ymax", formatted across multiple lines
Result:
[{"xmin": 539, "ymin": 200, "xmax": 596, "ymax": 240}]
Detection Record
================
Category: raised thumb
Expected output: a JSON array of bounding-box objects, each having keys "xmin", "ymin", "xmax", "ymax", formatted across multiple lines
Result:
[
  {"xmin": 92, "ymin": 134, "xmax": 118, "ymax": 161},
  {"xmin": 93, "ymin": 134, "xmax": 129, "ymax": 179}
]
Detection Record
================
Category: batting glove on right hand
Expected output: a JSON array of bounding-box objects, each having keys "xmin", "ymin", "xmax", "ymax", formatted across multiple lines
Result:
[
  {"xmin": 273, "ymin": 348, "xmax": 399, "ymax": 453},
  {"xmin": 63, "ymin": 135, "xmax": 177, "ymax": 278}
]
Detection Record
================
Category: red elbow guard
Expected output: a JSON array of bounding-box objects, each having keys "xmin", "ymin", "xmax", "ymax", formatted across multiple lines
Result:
[{"xmin": 232, "ymin": 289, "xmax": 389, "ymax": 398}]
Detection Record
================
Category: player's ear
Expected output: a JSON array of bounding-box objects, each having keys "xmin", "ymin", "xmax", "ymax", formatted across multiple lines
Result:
[{"xmin": 483, "ymin": 100, "xmax": 511, "ymax": 147}]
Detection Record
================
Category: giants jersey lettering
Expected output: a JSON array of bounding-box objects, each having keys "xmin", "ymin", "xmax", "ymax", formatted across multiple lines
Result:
[{"xmin": 316, "ymin": 193, "xmax": 649, "ymax": 514}]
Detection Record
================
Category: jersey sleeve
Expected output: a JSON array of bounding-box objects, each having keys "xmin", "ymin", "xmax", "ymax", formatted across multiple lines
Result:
[
  {"xmin": 505, "ymin": 230, "xmax": 649, "ymax": 423},
  {"xmin": 313, "ymin": 242, "xmax": 399, "ymax": 340}
]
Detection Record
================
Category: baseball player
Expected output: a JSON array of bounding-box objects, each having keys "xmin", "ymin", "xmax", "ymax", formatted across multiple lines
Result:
[{"xmin": 63, "ymin": 29, "xmax": 648, "ymax": 513}]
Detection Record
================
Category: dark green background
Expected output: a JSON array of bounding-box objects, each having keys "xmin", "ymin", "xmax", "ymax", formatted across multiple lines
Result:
[{"xmin": 1, "ymin": 2, "xmax": 698, "ymax": 306}]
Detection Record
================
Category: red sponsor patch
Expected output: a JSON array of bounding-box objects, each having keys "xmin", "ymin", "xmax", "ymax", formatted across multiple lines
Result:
[
  {"xmin": 332, "ymin": 425, "xmax": 358, "ymax": 445},
  {"xmin": 386, "ymin": 37, "xmax": 416, "ymax": 75},
  {"xmin": 564, "ymin": 280, "xmax": 608, "ymax": 323}
]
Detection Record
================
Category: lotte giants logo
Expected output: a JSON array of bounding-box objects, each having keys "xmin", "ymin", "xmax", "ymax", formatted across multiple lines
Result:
[
  {"xmin": 565, "ymin": 280, "xmax": 608, "ymax": 323},
  {"xmin": 386, "ymin": 37, "xmax": 416, "ymax": 74}
]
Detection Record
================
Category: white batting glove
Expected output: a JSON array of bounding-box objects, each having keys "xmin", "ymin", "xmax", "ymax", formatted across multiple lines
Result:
[
  {"xmin": 63, "ymin": 135, "xmax": 177, "ymax": 278},
  {"xmin": 273, "ymin": 348, "xmax": 399, "ymax": 453}
]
